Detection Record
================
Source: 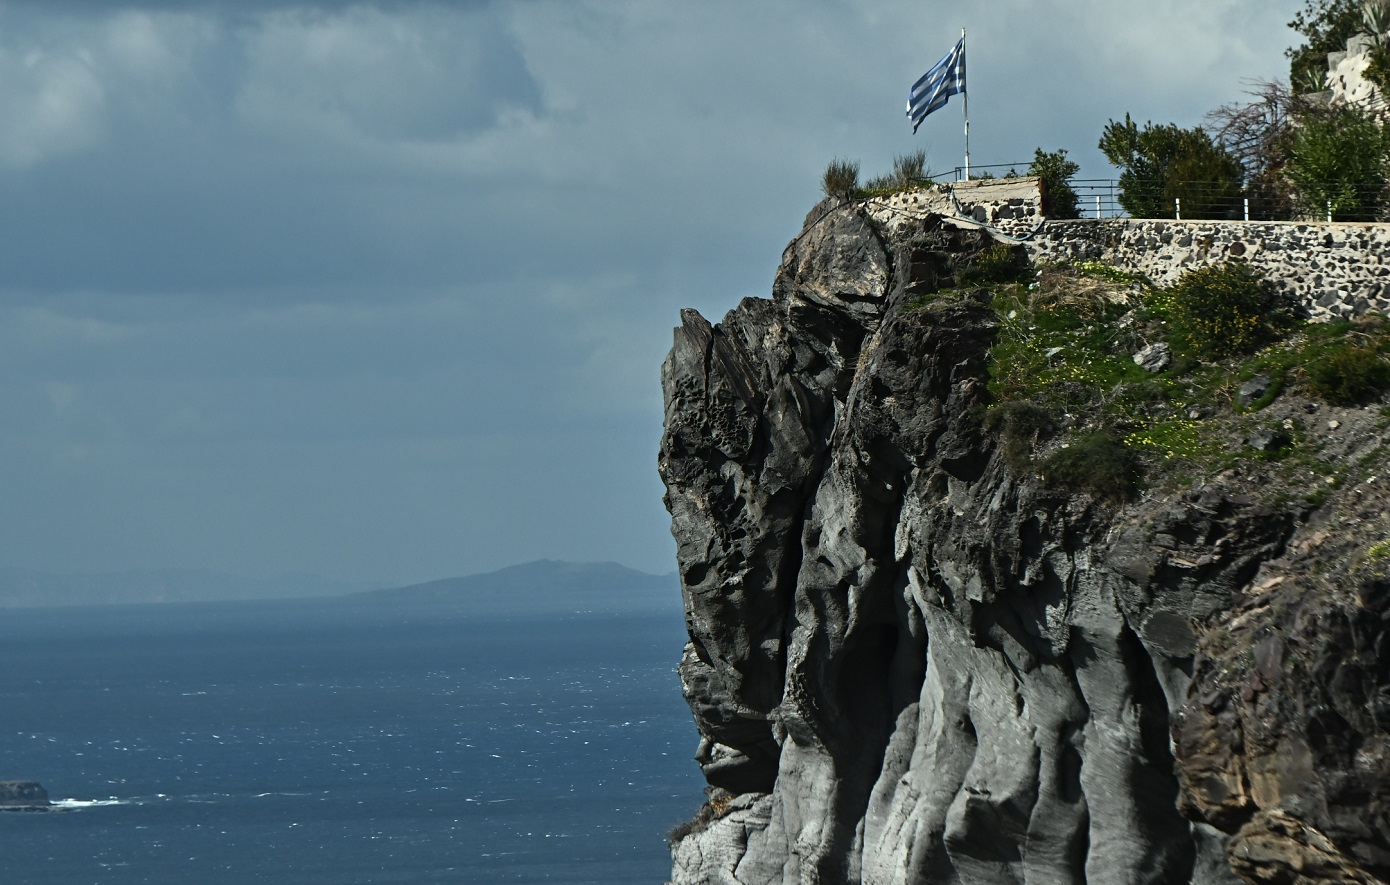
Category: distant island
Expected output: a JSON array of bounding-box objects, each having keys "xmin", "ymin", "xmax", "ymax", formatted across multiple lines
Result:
[
  {"xmin": 0, "ymin": 559, "xmax": 678, "ymax": 614},
  {"xmin": 0, "ymin": 781, "xmax": 50, "ymax": 811},
  {"xmin": 355, "ymin": 559, "xmax": 680, "ymax": 615}
]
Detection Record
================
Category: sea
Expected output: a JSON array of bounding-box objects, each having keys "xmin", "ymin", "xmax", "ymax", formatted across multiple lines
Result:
[{"xmin": 0, "ymin": 595, "xmax": 704, "ymax": 884}]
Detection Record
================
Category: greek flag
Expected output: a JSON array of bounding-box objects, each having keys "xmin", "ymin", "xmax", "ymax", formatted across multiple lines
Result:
[{"xmin": 907, "ymin": 37, "xmax": 966, "ymax": 133}]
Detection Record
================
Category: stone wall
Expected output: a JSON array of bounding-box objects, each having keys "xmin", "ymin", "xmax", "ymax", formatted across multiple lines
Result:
[
  {"xmin": 1027, "ymin": 218, "xmax": 1390, "ymax": 320},
  {"xmin": 867, "ymin": 176, "xmax": 1044, "ymax": 241}
]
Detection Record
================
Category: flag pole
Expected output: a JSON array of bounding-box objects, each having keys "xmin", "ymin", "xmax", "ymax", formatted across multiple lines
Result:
[{"xmin": 961, "ymin": 27, "xmax": 970, "ymax": 180}]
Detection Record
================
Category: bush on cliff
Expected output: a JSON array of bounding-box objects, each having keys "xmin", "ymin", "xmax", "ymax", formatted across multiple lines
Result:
[
  {"xmin": 1307, "ymin": 339, "xmax": 1390, "ymax": 403},
  {"xmin": 961, "ymin": 243, "xmax": 1031, "ymax": 286},
  {"xmin": 821, "ymin": 158, "xmax": 860, "ymax": 200},
  {"xmin": 1038, "ymin": 431, "xmax": 1141, "ymax": 502},
  {"xmin": 861, "ymin": 150, "xmax": 932, "ymax": 195},
  {"xmin": 983, "ymin": 400, "xmax": 1057, "ymax": 469},
  {"xmin": 892, "ymin": 149, "xmax": 929, "ymax": 187},
  {"xmin": 1159, "ymin": 261, "xmax": 1298, "ymax": 359},
  {"xmin": 667, "ymin": 789, "xmax": 734, "ymax": 847}
]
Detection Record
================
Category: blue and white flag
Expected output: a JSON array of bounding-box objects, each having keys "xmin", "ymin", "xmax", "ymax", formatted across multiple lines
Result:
[{"xmin": 907, "ymin": 37, "xmax": 966, "ymax": 133}]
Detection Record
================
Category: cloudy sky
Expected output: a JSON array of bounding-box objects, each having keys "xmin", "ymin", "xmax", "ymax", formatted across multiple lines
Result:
[{"xmin": 0, "ymin": 0, "xmax": 1299, "ymax": 586}]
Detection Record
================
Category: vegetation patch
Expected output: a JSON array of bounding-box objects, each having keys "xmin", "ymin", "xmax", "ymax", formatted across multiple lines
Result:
[
  {"xmin": 821, "ymin": 158, "xmax": 861, "ymax": 200},
  {"xmin": 983, "ymin": 400, "xmax": 1057, "ymax": 469},
  {"xmin": 1124, "ymin": 419, "xmax": 1228, "ymax": 466},
  {"xmin": 1307, "ymin": 341, "xmax": 1390, "ymax": 404},
  {"xmin": 982, "ymin": 257, "xmax": 1390, "ymax": 502},
  {"xmin": 987, "ymin": 267, "xmax": 1149, "ymax": 410},
  {"xmin": 668, "ymin": 790, "xmax": 734, "ymax": 847},
  {"xmin": 1160, "ymin": 261, "xmax": 1299, "ymax": 359},
  {"xmin": 861, "ymin": 150, "xmax": 933, "ymax": 197},
  {"xmin": 1038, "ymin": 431, "xmax": 1141, "ymax": 502},
  {"xmin": 961, "ymin": 243, "xmax": 1031, "ymax": 286},
  {"xmin": 1367, "ymin": 538, "xmax": 1390, "ymax": 563}
]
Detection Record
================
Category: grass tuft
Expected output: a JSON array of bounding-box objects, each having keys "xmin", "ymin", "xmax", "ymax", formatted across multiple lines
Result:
[
  {"xmin": 1038, "ymin": 431, "xmax": 1141, "ymax": 502},
  {"xmin": 1307, "ymin": 343, "xmax": 1390, "ymax": 404},
  {"xmin": 821, "ymin": 158, "xmax": 860, "ymax": 200},
  {"xmin": 984, "ymin": 400, "xmax": 1057, "ymax": 469}
]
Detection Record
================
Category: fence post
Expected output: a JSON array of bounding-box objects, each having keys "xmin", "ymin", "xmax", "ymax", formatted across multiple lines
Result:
[
  {"xmin": 1327, "ymin": 200, "xmax": 1333, "ymax": 222},
  {"xmin": 1244, "ymin": 197, "xmax": 1250, "ymax": 221},
  {"xmin": 1096, "ymin": 195, "xmax": 1102, "ymax": 219},
  {"xmin": 1175, "ymin": 197, "xmax": 1181, "ymax": 221}
]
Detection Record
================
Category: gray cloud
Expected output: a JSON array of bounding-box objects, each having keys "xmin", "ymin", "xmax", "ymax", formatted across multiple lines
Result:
[{"xmin": 0, "ymin": 0, "xmax": 1301, "ymax": 584}]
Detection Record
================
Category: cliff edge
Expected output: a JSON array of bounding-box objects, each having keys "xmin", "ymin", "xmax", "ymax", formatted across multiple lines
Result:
[{"xmin": 659, "ymin": 199, "xmax": 1390, "ymax": 884}]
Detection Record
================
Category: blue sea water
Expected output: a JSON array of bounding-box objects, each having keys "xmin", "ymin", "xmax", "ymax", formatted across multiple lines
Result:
[{"xmin": 0, "ymin": 597, "xmax": 703, "ymax": 883}]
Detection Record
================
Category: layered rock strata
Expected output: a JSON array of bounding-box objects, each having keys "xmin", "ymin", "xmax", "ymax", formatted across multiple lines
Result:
[{"xmin": 659, "ymin": 199, "xmax": 1390, "ymax": 884}]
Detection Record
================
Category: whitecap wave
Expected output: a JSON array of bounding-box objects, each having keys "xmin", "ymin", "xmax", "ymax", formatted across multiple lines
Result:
[{"xmin": 51, "ymin": 798, "xmax": 127, "ymax": 809}]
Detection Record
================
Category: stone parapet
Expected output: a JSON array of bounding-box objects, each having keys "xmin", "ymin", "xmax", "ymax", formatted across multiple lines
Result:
[{"xmin": 1027, "ymin": 218, "xmax": 1390, "ymax": 320}]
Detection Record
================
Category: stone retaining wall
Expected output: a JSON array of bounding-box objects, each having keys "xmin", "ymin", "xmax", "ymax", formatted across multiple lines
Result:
[{"xmin": 1026, "ymin": 218, "xmax": 1390, "ymax": 321}]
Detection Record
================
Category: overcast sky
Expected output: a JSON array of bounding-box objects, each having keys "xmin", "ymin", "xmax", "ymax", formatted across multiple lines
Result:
[{"xmin": 0, "ymin": 0, "xmax": 1299, "ymax": 585}]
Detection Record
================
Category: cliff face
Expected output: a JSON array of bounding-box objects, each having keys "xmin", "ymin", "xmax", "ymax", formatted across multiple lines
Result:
[{"xmin": 658, "ymin": 201, "xmax": 1390, "ymax": 884}]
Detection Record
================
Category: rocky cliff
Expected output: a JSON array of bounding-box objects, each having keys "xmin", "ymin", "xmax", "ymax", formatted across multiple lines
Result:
[{"xmin": 658, "ymin": 199, "xmax": 1390, "ymax": 884}]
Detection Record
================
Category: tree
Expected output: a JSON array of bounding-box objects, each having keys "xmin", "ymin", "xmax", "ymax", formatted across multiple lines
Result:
[
  {"xmin": 1287, "ymin": 0, "xmax": 1362, "ymax": 90},
  {"xmin": 1028, "ymin": 148, "xmax": 1081, "ymax": 218},
  {"xmin": 1204, "ymin": 80, "xmax": 1303, "ymax": 219},
  {"xmin": 1098, "ymin": 115, "xmax": 1243, "ymax": 219},
  {"xmin": 1287, "ymin": 106, "xmax": 1390, "ymax": 220}
]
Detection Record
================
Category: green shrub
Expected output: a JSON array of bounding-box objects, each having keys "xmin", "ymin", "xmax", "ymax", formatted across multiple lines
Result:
[
  {"xmin": 961, "ymin": 243, "xmax": 1028, "ymax": 285},
  {"xmin": 1366, "ymin": 43, "xmax": 1390, "ymax": 95},
  {"xmin": 1073, "ymin": 259, "xmax": 1141, "ymax": 285},
  {"xmin": 1288, "ymin": 106, "xmax": 1390, "ymax": 220},
  {"xmin": 984, "ymin": 400, "xmax": 1056, "ymax": 468},
  {"xmin": 1038, "ymin": 431, "xmax": 1141, "ymax": 502},
  {"xmin": 1307, "ymin": 343, "xmax": 1390, "ymax": 403},
  {"xmin": 1098, "ymin": 115, "xmax": 1243, "ymax": 219},
  {"xmin": 1164, "ymin": 262, "xmax": 1296, "ymax": 358},
  {"xmin": 1029, "ymin": 148, "xmax": 1081, "ymax": 218},
  {"xmin": 822, "ymin": 158, "xmax": 860, "ymax": 199},
  {"xmin": 1368, "ymin": 538, "xmax": 1390, "ymax": 563}
]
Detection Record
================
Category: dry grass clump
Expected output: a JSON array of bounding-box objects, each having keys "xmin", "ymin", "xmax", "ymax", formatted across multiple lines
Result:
[
  {"xmin": 667, "ymin": 789, "xmax": 735, "ymax": 847},
  {"xmin": 1031, "ymin": 266, "xmax": 1137, "ymax": 318}
]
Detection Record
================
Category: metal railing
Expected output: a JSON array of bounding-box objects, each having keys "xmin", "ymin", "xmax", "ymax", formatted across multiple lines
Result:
[
  {"xmin": 1080, "ymin": 181, "xmax": 1389, "ymax": 222},
  {"xmin": 927, "ymin": 163, "xmax": 1389, "ymax": 223},
  {"xmin": 932, "ymin": 162, "xmax": 1029, "ymax": 182},
  {"xmin": 1073, "ymin": 180, "xmax": 1124, "ymax": 219},
  {"xmin": 930, "ymin": 164, "xmax": 1126, "ymax": 218}
]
